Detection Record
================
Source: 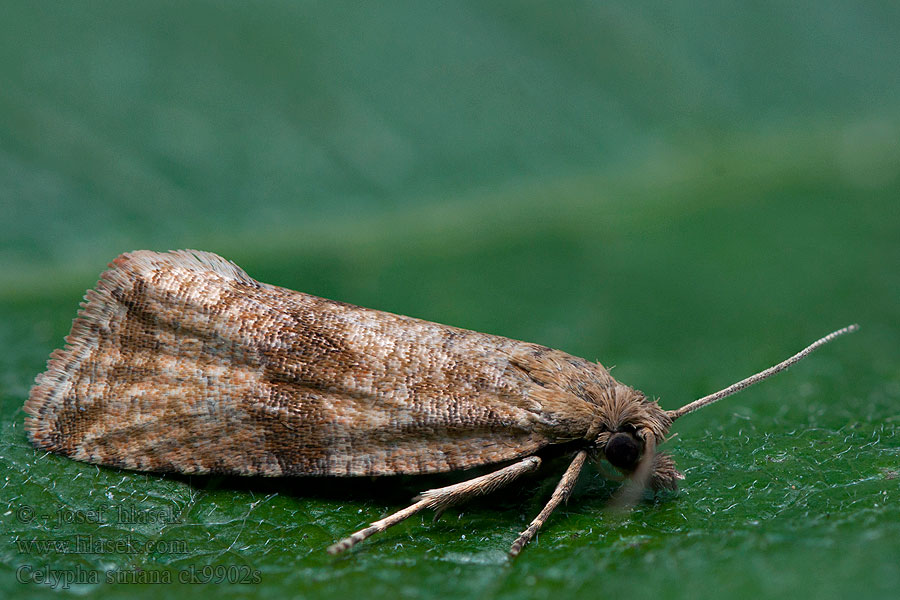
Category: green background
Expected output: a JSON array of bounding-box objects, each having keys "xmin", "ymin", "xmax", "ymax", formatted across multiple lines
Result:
[{"xmin": 1, "ymin": 2, "xmax": 898, "ymax": 598}]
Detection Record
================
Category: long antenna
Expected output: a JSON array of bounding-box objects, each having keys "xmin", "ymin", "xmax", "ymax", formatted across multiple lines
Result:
[{"xmin": 668, "ymin": 324, "xmax": 859, "ymax": 421}]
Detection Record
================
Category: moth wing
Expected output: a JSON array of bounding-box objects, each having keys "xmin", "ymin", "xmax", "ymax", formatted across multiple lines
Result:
[{"xmin": 25, "ymin": 250, "xmax": 597, "ymax": 476}]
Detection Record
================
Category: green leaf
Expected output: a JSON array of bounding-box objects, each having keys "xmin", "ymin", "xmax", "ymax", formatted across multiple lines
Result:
[{"xmin": 1, "ymin": 2, "xmax": 898, "ymax": 599}]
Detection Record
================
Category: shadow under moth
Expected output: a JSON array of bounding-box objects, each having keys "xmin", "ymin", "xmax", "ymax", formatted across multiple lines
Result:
[{"xmin": 24, "ymin": 250, "xmax": 857, "ymax": 556}]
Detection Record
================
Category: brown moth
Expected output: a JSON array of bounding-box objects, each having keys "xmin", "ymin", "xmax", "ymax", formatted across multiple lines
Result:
[{"xmin": 24, "ymin": 250, "xmax": 858, "ymax": 556}]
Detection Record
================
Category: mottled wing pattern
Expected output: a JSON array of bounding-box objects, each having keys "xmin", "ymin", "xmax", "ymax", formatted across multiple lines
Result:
[{"xmin": 25, "ymin": 250, "xmax": 609, "ymax": 476}]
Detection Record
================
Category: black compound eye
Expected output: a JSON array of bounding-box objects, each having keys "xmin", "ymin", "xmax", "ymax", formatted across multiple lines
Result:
[{"xmin": 605, "ymin": 432, "xmax": 641, "ymax": 470}]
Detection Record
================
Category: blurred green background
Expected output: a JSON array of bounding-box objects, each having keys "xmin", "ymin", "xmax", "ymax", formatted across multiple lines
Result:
[{"xmin": 1, "ymin": 2, "xmax": 898, "ymax": 599}]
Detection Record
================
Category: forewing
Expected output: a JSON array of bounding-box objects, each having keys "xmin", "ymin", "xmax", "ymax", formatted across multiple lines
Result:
[{"xmin": 25, "ymin": 250, "xmax": 575, "ymax": 476}]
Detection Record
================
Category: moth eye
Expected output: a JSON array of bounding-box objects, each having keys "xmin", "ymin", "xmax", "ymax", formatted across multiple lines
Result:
[{"xmin": 605, "ymin": 432, "xmax": 641, "ymax": 470}]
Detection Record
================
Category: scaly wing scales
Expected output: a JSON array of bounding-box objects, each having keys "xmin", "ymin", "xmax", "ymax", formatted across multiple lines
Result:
[{"xmin": 25, "ymin": 250, "xmax": 602, "ymax": 476}]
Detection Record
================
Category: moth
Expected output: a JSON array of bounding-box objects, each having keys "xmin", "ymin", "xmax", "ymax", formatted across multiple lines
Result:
[{"xmin": 24, "ymin": 250, "xmax": 857, "ymax": 556}]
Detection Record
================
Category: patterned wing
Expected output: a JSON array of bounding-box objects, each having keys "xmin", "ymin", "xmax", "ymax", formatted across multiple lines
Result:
[{"xmin": 25, "ymin": 250, "xmax": 607, "ymax": 476}]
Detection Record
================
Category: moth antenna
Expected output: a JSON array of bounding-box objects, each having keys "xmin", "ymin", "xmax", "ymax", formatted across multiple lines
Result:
[{"xmin": 668, "ymin": 324, "xmax": 859, "ymax": 421}]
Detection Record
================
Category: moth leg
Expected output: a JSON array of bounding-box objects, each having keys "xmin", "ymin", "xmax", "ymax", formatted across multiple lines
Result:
[
  {"xmin": 327, "ymin": 455, "xmax": 542, "ymax": 555},
  {"xmin": 509, "ymin": 449, "xmax": 587, "ymax": 557},
  {"xmin": 414, "ymin": 455, "xmax": 543, "ymax": 521}
]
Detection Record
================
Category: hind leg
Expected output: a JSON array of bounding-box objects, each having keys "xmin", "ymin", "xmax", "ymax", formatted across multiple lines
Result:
[{"xmin": 328, "ymin": 455, "xmax": 542, "ymax": 554}]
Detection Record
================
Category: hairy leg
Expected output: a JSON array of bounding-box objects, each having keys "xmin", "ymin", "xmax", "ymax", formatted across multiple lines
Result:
[
  {"xmin": 328, "ymin": 455, "xmax": 542, "ymax": 554},
  {"xmin": 509, "ymin": 450, "xmax": 587, "ymax": 557}
]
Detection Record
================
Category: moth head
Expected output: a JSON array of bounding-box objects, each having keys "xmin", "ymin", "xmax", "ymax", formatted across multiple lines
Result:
[
  {"xmin": 600, "ymin": 434, "xmax": 683, "ymax": 492},
  {"xmin": 590, "ymin": 385, "xmax": 681, "ymax": 491},
  {"xmin": 604, "ymin": 430, "xmax": 641, "ymax": 471}
]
